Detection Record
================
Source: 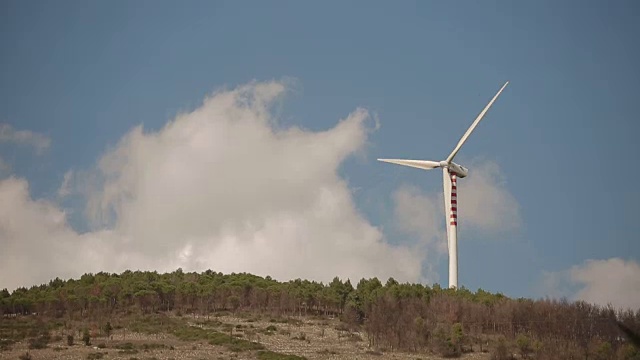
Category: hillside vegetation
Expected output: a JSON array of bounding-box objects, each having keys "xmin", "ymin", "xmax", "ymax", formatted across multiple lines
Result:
[{"xmin": 1, "ymin": 269, "xmax": 639, "ymax": 359}]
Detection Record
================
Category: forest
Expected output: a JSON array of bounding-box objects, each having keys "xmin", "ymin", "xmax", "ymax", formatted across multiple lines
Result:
[{"xmin": 1, "ymin": 269, "xmax": 639, "ymax": 360}]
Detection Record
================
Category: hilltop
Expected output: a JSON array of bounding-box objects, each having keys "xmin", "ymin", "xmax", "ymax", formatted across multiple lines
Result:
[{"xmin": 1, "ymin": 270, "xmax": 639, "ymax": 360}]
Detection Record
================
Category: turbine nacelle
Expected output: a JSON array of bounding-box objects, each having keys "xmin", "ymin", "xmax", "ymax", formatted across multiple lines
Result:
[{"xmin": 446, "ymin": 161, "xmax": 468, "ymax": 178}]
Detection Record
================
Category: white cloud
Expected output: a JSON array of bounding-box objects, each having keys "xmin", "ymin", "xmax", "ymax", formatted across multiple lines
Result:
[
  {"xmin": 0, "ymin": 177, "xmax": 109, "ymax": 290},
  {"xmin": 0, "ymin": 156, "xmax": 10, "ymax": 176},
  {"xmin": 539, "ymin": 258, "xmax": 640, "ymax": 311},
  {"xmin": 392, "ymin": 161, "xmax": 520, "ymax": 247},
  {"xmin": 391, "ymin": 185, "xmax": 444, "ymax": 283},
  {"xmin": 458, "ymin": 160, "xmax": 521, "ymax": 235},
  {"xmin": 57, "ymin": 170, "xmax": 74, "ymax": 198},
  {"xmin": 0, "ymin": 81, "xmax": 424, "ymax": 292},
  {"xmin": 0, "ymin": 123, "xmax": 51, "ymax": 154},
  {"xmin": 393, "ymin": 185, "xmax": 445, "ymax": 252}
]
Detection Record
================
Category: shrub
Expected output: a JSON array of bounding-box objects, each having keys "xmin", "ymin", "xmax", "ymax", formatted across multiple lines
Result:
[
  {"xmin": 491, "ymin": 337, "xmax": 514, "ymax": 360},
  {"xmin": 66, "ymin": 334, "xmax": 74, "ymax": 346},
  {"xmin": 616, "ymin": 343, "xmax": 640, "ymax": 360},
  {"xmin": 103, "ymin": 322, "xmax": 113, "ymax": 338},
  {"xmin": 28, "ymin": 336, "xmax": 49, "ymax": 349},
  {"xmin": 451, "ymin": 323, "xmax": 464, "ymax": 353},
  {"xmin": 516, "ymin": 334, "xmax": 531, "ymax": 359},
  {"xmin": 431, "ymin": 325, "xmax": 460, "ymax": 358},
  {"xmin": 82, "ymin": 328, "xmax": 91, "ymax": 346},
  {"xmin": 0, "ymin": 338, "xmax": 14, "ymax": 351},
  {"xmin": 19, "ymin": 352, "xmax": 32, "ymax": 360},
  {"xmin": 141, "ymin": 343, "xmax": 166, "ymax": 350},
  {"xmin": 591, "ymin": 340, "xmax": 613, "ymax": 360}
]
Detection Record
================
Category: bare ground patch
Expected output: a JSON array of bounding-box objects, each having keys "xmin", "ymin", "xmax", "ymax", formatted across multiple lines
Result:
[{"xmin": 0, "ymin": 315, "xmax": 491, "ymax": 360}]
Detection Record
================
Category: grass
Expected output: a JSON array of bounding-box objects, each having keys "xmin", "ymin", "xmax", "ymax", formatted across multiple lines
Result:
[
  {"xmin": 208, "ymin": 330, "xmax": 264, "ymax": 352},
  {"xmin": 128, "ymin": 315, "xmax": 184, "ymax": 334},
  {"xmin": 28, "ymin": 334, "xmax": 50, "ymax": 349},
  {"xmin": 1, "ymin": 313, "xmax": 311, "ymax": 359},
  {"xmin": 0, "ymin": 317, "xmax": 50, "ymax": 341},
  {"xmin": 256, "ymin": 350, "xmax": 307, "ymax": 360},
  {"xmin": 172, "ymin": 324, "xmax": 264, "ymax": 352},
  {"xmin": 225, "ymin": 340, "xmax": 264, "ymax": 352},
  {"xmin": 194, "ymin": 319, "xmax": 224, "ymax": 327},
  {"xmin": 173, "ymin": 326, "xmax": 211, "ymax": 341},
  {"xmin": 141, "ymin": 343, "xmax": 168, "ymax": 350},
  {"xmin": 0, "ymin": 338, "xmax": 15, "ymax": 351}
]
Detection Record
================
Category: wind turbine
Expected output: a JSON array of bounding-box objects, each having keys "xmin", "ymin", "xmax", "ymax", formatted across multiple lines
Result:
[{"xmin": 378, "ymin": 81, "xmax": 509, "ymax": 289}]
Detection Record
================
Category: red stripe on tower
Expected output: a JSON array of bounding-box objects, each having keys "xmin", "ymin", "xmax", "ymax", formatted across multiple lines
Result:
[{"xmin": 450, "ymin": 171, "xmax": 458, "ymax": 226}]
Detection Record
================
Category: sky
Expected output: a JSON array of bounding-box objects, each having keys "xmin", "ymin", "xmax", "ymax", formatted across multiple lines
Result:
[{"xmin": 1, "ymin": 1, "xmax": 639, "ymax": 310}]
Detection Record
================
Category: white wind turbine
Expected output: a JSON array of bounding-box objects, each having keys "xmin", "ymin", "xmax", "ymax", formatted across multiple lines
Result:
[{"xmin": 379, "ymin": 81, "xmax": 509, "ymax": 289}]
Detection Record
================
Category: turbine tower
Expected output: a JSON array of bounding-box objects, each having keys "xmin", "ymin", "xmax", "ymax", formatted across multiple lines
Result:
[{"xmin": 378, "ymin": 81, "xmax": 509, "ymax": 289}]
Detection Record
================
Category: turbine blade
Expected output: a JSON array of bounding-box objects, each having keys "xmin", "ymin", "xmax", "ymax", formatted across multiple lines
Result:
[
  {"xmin": 446, "ymin": 81, "xmax": 509, "ymax": 163},
  {"xmin": 377, "ymin": 159, "xmax": 440, "ymax": 170}
]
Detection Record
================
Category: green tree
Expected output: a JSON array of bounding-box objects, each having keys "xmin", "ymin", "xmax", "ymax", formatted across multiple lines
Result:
[
  {"xmin": 82, "ymin": 328, "xmax": 91, "ymax": 346},
  {"xmin": 103, "ymin": 322, "xmax": 113, "ymax": 338},
  {"xmin": 451, "ymin": 322, "xmax": 464, "ymax": 354},
  {"xmin": 516, "ymin": 334, "xmax": 532, "ymax": 359}
]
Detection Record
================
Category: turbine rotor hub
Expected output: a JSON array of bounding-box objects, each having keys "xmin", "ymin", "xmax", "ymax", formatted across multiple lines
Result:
[{"xmin": 439, "ymin": 160, "xmax": 448, "ymax": 168}]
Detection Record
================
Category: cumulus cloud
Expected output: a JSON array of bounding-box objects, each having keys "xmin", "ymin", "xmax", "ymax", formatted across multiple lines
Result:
[
  {"xmin": 0, "ymin": 81, "xmax": 424, "ymax": 291},
  {"xmin": 458, "ymin": 160, "xmax": 521, "ymax": 235},
  {"xmin": 0, "ymin": 156, "xmax": 10, "ymax": 176},
  {"xmin": 392, "ymin": 185, "xmax": 445, "ymax": 283},
  {"xmin": 539, "ymin": 258, "xmax": 640, "ymax": 311},
  {"xmin": 57, "ymin": 170, "xmax": 74, "ymax": 198},
  {"xmin": 393, "ymin": 185, "xmax": 445, "ymax": 252},
  {"xmin": 391, "ymin": 161, "xmax": 521, "ymax": 249},
  {"xmin": 0, "ymin": 177, "xmax": 109, "ymax": 290},
  {"xmin": 0, "ymin": 123, "xmax": 51, "ymax": 154}
]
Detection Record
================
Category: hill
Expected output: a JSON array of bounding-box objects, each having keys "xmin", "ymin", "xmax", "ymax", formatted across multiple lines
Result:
[{"xmin": 1, "ymin": 269, "xmax": 639, "ymax": 359}]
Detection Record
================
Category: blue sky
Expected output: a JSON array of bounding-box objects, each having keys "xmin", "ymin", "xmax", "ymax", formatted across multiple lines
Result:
[{"xmin": 1, "ymin": 1, "xmax": 639, "ymax": 305}]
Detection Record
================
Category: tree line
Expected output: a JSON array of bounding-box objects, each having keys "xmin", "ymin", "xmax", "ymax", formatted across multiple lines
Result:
[{"xmin": 1, "ymin": 269, "xmax": 639, "ymax": 359}]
